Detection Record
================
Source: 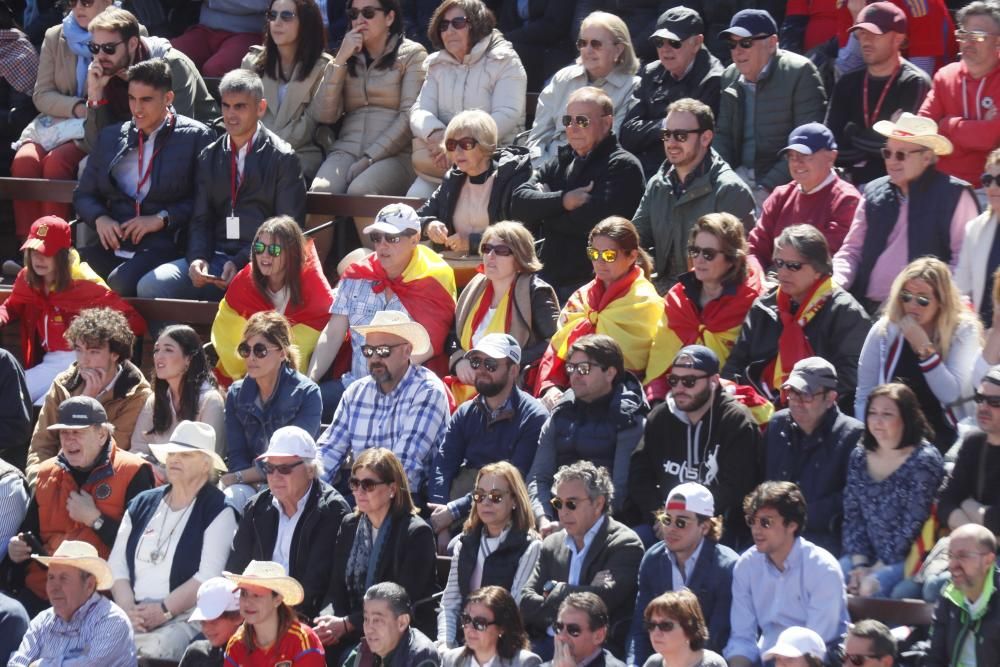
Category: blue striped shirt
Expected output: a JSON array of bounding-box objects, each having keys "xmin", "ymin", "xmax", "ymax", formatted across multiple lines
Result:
[
  {"xmin": 10, "ymin": 592, "xmax": 136, "ymax": 666},
  {"xmin": 0, "ymin": 469, "xmax": 28, "ymax": 561},
  {"xmin": 317, "ymin": 364, "xmax": 450, "ymax": 492}
]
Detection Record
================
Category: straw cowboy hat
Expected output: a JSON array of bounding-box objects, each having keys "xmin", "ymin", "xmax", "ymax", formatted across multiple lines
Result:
[
  {"xmin": 149, "ymin": 420, "xmax": 228, "ymax": 473},
  {"xmin": 32, "ymin": 540, "xmax": 114, "ymax": 590},
  {"xmin": 352, "ymin": 311, "xmax": 431, "ymax": 357},
  {"xmin": 223, "ymin": 560, "xmax": 304, "ymax": 606},
  {"xmin": 873, "ymin": 112, "xmax": 954, "ymax": 156}
]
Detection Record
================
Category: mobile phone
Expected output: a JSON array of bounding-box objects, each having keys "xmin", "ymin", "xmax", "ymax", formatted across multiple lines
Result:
[{"xmin": 21, "ymin": 532, "xmax": 48, "ymax": 557}]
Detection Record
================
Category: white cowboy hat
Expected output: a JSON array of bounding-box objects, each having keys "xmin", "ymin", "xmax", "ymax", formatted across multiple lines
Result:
[
  {"xmin": 873, "ymin": 112, "xmax": 954, "ymax": 156},
  {"xmin": 223, "ymin": 560, "xmax": 304, "ymax": 607},
  {"xmin": 149, "ymin": 420, "xmax": 228, "ymax": 473},
  {"xmin": 352, "ymin": 311, "xmax": 431, "ymax": 358},
  {"xmin": 32, "ymin": 540, "xmax": 113, "ymax": 590}
]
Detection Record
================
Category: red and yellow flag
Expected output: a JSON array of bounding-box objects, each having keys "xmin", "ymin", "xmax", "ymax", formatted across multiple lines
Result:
[{"xmin": 763, "ymin": 276, "xmax": 834, "ymax": 392}]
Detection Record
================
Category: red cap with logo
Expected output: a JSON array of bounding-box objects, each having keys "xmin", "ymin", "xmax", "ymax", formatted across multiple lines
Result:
[{"xmin": 20, "ymin": 216, "xmax": 72, "ymax": 257}]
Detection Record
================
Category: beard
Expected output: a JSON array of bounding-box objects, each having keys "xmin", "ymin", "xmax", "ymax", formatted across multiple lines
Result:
[
  {"xmin": 475, "ymin": 376, "xmax": 507, "ymax": 398},
  {"xmin": 369, "ymin": 363, "xmax": 394, "ymax": 385},
  {"xmin": 674, "ymin": 383, "xmax": 712, "ymax": 413}
]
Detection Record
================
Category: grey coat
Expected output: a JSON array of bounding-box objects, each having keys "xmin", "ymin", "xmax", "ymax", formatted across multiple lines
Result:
[{"xmin": 441, "ymin": 648, "xmax": 541, "ymax": 667}]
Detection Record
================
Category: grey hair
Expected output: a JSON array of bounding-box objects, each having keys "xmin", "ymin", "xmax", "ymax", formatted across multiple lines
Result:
[
  {"xmin": 304, "ymin": 457, "xmax": 325, "ymax": 479},
  {"xmin": 219, "ymin": 69, "xmax": 264, "ymax": 104},
  {"xmin": 364, "ymin": 582, "xmax": 411, "ymax": 617},
  {"xmin": 552, "ymin": 461, "xmax": 614, "ymax": 514},
  {"xmin": 958, "ymin": 1, "xmax": 1000, "ymax": 31},
  {"xmin": 774, "ymin": 224, "xmax": 832, "ymax": 275}
]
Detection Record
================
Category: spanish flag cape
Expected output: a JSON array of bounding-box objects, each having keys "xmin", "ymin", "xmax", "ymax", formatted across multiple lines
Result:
[
  {"xmin": 342, "ymin": 244, "xmax": 457, "ymax": 376},
  {"xmin": 1, "ymin": 249, "xmax": 147, "ymax": 368},
  {"xmin": 533, "ymin": 265, "xmax": 661, "ymax": 395},
  {"xmin": 212, "ymin": 240, "xmax": 333, "ymax": 383},
  {"xmin": 762, "ymin": 275, "xmax": 836, "ymax": 395}
]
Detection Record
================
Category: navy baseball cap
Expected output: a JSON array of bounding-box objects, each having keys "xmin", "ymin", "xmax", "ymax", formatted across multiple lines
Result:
[
  {"xmin": 781, "ymin": 122, "xmax": 837, "ymax": 155},
  {"xmin": 719, "ymin": 9, "xmax": 777, "ymax": 39},
  {"xmin": 671, "ymin": 345, "xmax": 720, "ymax": 375},
  {"xmin": 652, "ymin": 6, "xmax": 704, "ymax": 42}
]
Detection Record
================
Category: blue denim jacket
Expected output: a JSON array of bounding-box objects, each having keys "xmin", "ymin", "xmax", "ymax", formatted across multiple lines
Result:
[{"xmin": 225, "ymin": 364, "xmax": 323, "ymax": 471}]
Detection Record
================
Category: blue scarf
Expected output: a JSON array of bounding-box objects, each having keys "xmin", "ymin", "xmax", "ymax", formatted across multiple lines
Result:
[
  {"xmin": 61, "ymin": 13, "xmax": 93, "ymax": 97},
  {"xmin": 345, "ymin": 513, "xmax": 394, "ymax": 602}
]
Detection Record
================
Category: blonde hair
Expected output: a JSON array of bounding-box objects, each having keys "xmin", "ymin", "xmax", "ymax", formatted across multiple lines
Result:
[
  {"xmin": 481, "ymin": 221, "xmax": 542, "ymax": 273},
  {"xmin": 444, "ymin": 110, "xmax": 498, "ymax": 156},
  {"xmin": 463, "ymin": 461, "xmax": 536, "ymax": 534},
  {"xmin": 579, "ymin": 11, "xmax": 639, "ymax": 76}
]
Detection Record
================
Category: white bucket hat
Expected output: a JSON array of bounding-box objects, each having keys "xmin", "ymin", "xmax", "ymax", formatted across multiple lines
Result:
[
  {"xmin": 149, "ymin": 420, "xmax": 228, "ymax": 473},
  {"xmin": 223, "ymin": 560, "xmax": 304, "ymax": 607},
  {"xmin": 32, "ymin": 540, "xmax": 113, "ymax": 590},
  {"xmin": 352, "ymin": 310, "xmax": 431, "ymax": 358},
  {"xmin": 873, "ymin": 112, "xmax": 954, "ymax": 156}
]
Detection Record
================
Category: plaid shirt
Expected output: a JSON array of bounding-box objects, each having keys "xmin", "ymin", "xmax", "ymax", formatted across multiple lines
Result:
[
  {"xmin": 318, "ymin": 364, "xmax": 449, "ymax": 493},
  {"xmin": 0, "ymin": 29, "xmax": 39, "ymax": 95}
]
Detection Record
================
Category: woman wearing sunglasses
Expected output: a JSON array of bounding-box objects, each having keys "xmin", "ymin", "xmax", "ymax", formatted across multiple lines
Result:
[
  {"xmin": 641, "ymin": 590, "xmax": 727, "ymax": 667},
  {"xmin": 855, "ymin": 257, "xmax": 983, "ymax": 454},
  {"xmin": 645, "ymin": 213, "xmax": 764, "ymax": 403},
  {"xmin": 438, "ymin": 463, "xmax": 540, "ymax": 648},
  {"xmin": 407, "ymin": 0, "xmax": 526, "ymax": 198},
  {"xmin": 242, "ymin": 0, "xmax": 335, "ymax": 182},
  {"xmin": 841, "ymin": 382, "xmax": 944, "ymax": 599},
  {"xmin": 419, "ymin": 111, "xmax": 532, "ymax": 254},
  {"xmin": 309, "ymin": 0, "xmax": 428, "ymax": 258},
  {"xmin": 526, "ymin": 11, "xmax": 639, "ymax": 169},
  {"xmin": 534, "ymin": 216, "xmax": 660, "ymax": 409},
  {"xmin": 317, "ymin": 448, "xmax": 436, "ymax": 664},
  {"xmin": 441, "ymin": 586, "xmax": 540, "ymax": 667},
  {"xmin": 212, "ymin": 216, "xmax": 335, "ymax": 384},
  {"xmin": 955, "ymin": 147, "xmax": 1000, "ymax": 327},
  {"xmin": 222, "ymin": 311, "xmax": 322, "ymax": 508}
]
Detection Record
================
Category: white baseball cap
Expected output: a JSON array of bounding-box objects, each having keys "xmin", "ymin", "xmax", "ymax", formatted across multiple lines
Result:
[
  {"xmin": 362, "ymin": 203, "xmax": 421, "ymax": 236},
  {"xmin": 664, "ymin": 483, "xmax": 715, "ymax": 517},
  {"xmin": 468, "ymin": 333, "xmax": 522, "ymax": 364},
  {"xmin": 189, "ymin": 577, "xmax": 241, "ymax": 622},
  {"xmin": 763, "ymin": 627, "xmax": 827, "ymax": 661},
  {"xmin": 256, "ymin": 425, "xmax": 317, "ymax": 461}
]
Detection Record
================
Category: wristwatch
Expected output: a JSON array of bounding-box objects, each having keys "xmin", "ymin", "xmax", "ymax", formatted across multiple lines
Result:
[
  {"xmin": 160, "ymin": 601, "xmax": 173, "ymax": 621},
  {"xmin": 542, "ymin": 580, "xmax": 558, "ymax": 597},
  {"xmin": 156, "ymin": 210, "xmax": 169, "ymax": 226},
  {"xmin": 235, "ymin": 470, "xmax": 244, "ymax": 485},
  {"xmin": 91, "ymin": 515, "xmax": 104, "ymax": 531}
]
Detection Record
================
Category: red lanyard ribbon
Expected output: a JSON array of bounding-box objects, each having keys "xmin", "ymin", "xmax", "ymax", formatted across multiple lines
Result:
[
  {"xmin": 863, "ymin": 62, "xmax": 902, "ymax": 127},
  {"xmin": 134, "ymin": 114, "xmax": 171, "ymax": 217},
  {"xmin": 230, "ymin": 135, "xmax": 251, "ymax": 216}
]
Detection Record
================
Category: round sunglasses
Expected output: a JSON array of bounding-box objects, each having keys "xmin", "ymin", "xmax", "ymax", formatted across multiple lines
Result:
[{"xmin": 237, "ymin": 342, "xmax": 280, "ymax": 359}]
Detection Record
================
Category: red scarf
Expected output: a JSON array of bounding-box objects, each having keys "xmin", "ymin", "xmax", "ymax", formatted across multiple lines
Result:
[{"xmin": 762, "ymin": 276, "xmax": 834, "ymax": 395}]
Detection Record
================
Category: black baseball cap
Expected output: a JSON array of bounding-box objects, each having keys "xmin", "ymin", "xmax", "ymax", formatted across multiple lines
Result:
[
  {"xmin": 652, "ymin": 6, "xmax": 704, "ymax": 42},
  {"xmin": 672, "ymin": 345, "xmax": 720, "ymax": 375},
  {"xmin": 47, "ymin": 396, "xmax": 108, "ymax": 431}
]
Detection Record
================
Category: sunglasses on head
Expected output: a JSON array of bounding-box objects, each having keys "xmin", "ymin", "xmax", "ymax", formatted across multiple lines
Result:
[
  {"xmin": 576, "ymin": 38, "xmax": 605, "ymax": 50},
  {"xmin": 461, "ymin": 614, "xmax": 497, "ymax": 631},
  {"xmin": 843, "ymin": 654, "xmax": 882, "ymax": 666},
  {"xmin": 955, "ymin": 28, "xmax": 996, "ymax": 42},
  {"xmin": 87, "ymin": 40, "xmax": 123, "ymax": 55},
  {"xmin": 472, "ymin": 489, "xmax": 507, "ymax": 504},
  {"xmin": 253, "ymin": 241, "xmax": 282, "ymax": 257},
  {"xmin": 880, "ymin": 146, "xmax": 928, "ymax": 161},
  {"xmin": 773, "ymin": 258, "xmax": 804, "ymax": 272},
  {"xmin": 550, "ymin": 497, "xmax": 581, "ymax": 512},
  {"xmin": 746, "ymin": 515, "xmax": 777, "ymax": 529},
  {"xmin": 348, "ymin": 476, "xmax": 387, "ymax": 492},
  {"xmin": 480, "ymin": 243, "xmax": 513, "ymax": 257},
  {"xmin": 361, "ymin": 343, "xmax": 404, "ymax": 358},
  {"xmin": 652, "ymin": 36, "xmax": 684, "ymax": 49},
  {"xmin": 586, "ymin": 246, "xmax": 619, "ymax": 263},
  {"xmin": 439, "ymin": 15, "xmax": 468, "ymax": 31},
  {"xmin": 565, "ymin": 361, "xmax": 604, "ymax": 376},
  {"xmin": 445, "ymin": 137, "xmax": 478, "ymax": 152},
  {"xmin": 347, "ymin": 6, "xmax": 386, "ymax": 20},
  {"xmin": 552, "ymin": 621, "xmax": 584, "ymax": 637},
  {"xmin": 974, "ymin": 391, "xmax": 1000, "ymax": 408},
  {"xmin": 656, "ymin": 514, "xmax": 691, "ymax": 529},
  {"xmin": 899, "ymin": 290, "xmax": 932, "ymax": 307},
  {"xmin": 267, "ymin": 9, "xmax": 296, "ymax": 21},
  {"xmin": 368, "ymin": 230, "xmax": 416, "ymax": 245},
  {"xmin": 727, "ymin": 34, "xmax": 770, "ymax": 49},
  {"xmin": 687, "ymin": 244, "xmax": 720, "ymax": 261},
  {"xmin": 262, "ymin": 460, "xmax": 304, "ymax": 475},
  {"xmin": 643, "ymin": 620, "xmax": 677, "ymax": 633},
  {"xmin": 668, "ymin": 374, "xmax": 709, "ymax": 388},
  {"xmin": 66, "ymin": 0, "xmax": 96, "ymax": 7},
  {"xmin": 237, "ymin": 342, "xmax": 279, "ymax": 359},
  {"xmin": 661, "ymin": 128, "xmax": 704, "ymax": 143},
  {"xmin": 467, "ymin": 356, "xmax": 500, "ymax": 372},
  {"xmin": 982, "ymin": 173, "xmax": 1000, "ymax": 188}
]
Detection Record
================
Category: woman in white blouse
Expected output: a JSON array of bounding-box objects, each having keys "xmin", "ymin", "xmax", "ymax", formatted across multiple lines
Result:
[{"xmin": 110, "ymin": 421, "xmax": 238, "ymax": 661}]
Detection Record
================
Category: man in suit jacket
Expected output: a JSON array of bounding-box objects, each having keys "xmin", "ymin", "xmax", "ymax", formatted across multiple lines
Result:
[
  {"xmin": 521, "ymin": 461, "xmax": 644, "ymax": 659},
  {"xmin": 543, "ymin": 593, "xmax": 625, "ymax": 667}
]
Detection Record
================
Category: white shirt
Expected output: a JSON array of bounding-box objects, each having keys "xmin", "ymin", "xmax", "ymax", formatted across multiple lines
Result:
[
  {"xmin": 567, "ymin": 515, "xmax": 606, "ymax": 585},
  {"xmin": 271, "ymin": 484, "xmax": 312, "ymax": 571}
]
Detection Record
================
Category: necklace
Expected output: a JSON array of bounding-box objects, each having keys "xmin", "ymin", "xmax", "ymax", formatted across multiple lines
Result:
[{"xmin": 146, "ymin": 492, "xmax": 195, "ymax": 564}]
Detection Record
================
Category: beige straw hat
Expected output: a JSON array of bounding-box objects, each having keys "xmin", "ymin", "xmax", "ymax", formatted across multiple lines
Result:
[
  {"xmin": 32, "ymin": 540, "xmax": 113, "ymax": 590},
  {"xmin": 149, "ymin": 420, "xmax": 228, "ymax": 473},
  {"xmin": 872, "ymin": 112, "xmax": 954, "ymax": 156},
  {"xmin": 352, "ymin": 310, "xmax": 431, "ymax": 357},
  {"xmin": 223, "ymin": 560, "xmax": 304, "ymax": 606}
]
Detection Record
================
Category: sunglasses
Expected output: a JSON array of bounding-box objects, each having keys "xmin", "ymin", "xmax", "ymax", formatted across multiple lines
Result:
[
  {"xmin": 267, "ymin": 9, "xmax": 296, "ymax": 21},
  {"xmin": 668, "ymin": 374, "xmax": 709, "ymax": 388},
  {"xmin": 253, "ymin": 241, "xmax": 282, "ymax": 257},
  {"xmin": 576, "ymin": 38, "xmax": 606, "ymax": 50},
  {"xmin": 445, "ymin": 137, "xmax": 478, "ymax": 151},
  {"xmin": 347, "ymin": 6, "xmax": 386, "ymax": 20},
  {"xmin": 687, "ymin": 244, "xmax": 721, "ymax": 261},
  {"xmin": 66, "ymin": 0, "xmax": 96, "ymax": 7},
  {"xmin": 566, "ymin": 361, "xmax": 604, "ymax": 376},
  {"xmin": 439, "ymin": 15, "xmax": 468, "ymax": 31},
  {"xmin": 586, "ymin": 246, "xmax": 619, "ymax": 263},
  {"xmin": 643, "ymin": 620, "xmax": 677, "ymax": 633},
  {"xmin": 349, "ymin": 477, "xmax": 387, "ymax": 492},
  {"xmin": 974, "ymin": 391, "xmax": 1000, "ymax": 408},
  {"xmin": 472, "ymin": 489, "xmax": 507, "ymax": 504},
  {"xmin": 956, "ymin": 28, "xmax": 996, "ymax": 42},
  {"xmin": 899, "ymin": 290, "xmax": 932, "ymax": 307},
  {"xmin": 480, "ymin": 243, "xmax": 513, "ymax": 257},
  {"xmin": 652, "ymin": 36, "xmax": 684, "ymax": 49},
  {"xmin": 87, "ymin": 40, "xmax": 124, "ymax": 54},
  {"xmin": 773, "ymin": 258, "xmax": 804, "ymax": 272},
  {"xmin": 361, "ymin": 343, "xmax": 404, "ymax": 358},
  {"xmin": 880, "ymin": 146, "xmax": 928, "ymax": 161},
  {"xmin": 551, "ymin": 497, "xmax": 582, "ymax": 512},
  {"xmin": 661, "ymin": 128, "xmax": 705, "ymax": 143},
  {"xmin": 237, "ymin": 342, "xmax": 280, "ymax": 359},
  {"xmin": 262, "ymin": 460, "xmax": 304, "ymax": 475},
  {"xmin": 843, "ymin": 655, "xmax": 882, "ymax": 666},
  {"xmin": 368, "ymin": 230, "xmax": 416, "ymax": 245},
  {"xmin": 727, "ymin": 34, "xmax": 770, "ymax": 49},
  {"xmin": 982, "ymin": 173, "xmax": 1000, "ymax": 188},
  {"xmin": 656, "ymin": 514, "xmax": 690, "ymax": 529},
  {"xmin": 552, "ymin": 622, "xmax": 584, "ymax": 637},
  {"xmin": 467, "ymin": 356, "xmax": 500, "ymax": 372},
  {"xmin": 562, "ymin": 114, "xmax": 594, "ymax": 128},
  {"xmin": 461, "ymin": 614, "xmax": 497, "ymax": 631},
  {"xmin": 746, "ymin": 515, "xmax": 777, "ymax": 529}
]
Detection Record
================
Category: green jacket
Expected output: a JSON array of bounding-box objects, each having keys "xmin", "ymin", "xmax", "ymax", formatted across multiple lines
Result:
[
  {"xmin": 714, "ymin": 50, "xmax": 826, "ymax": 192},
  {"xmin": 928, "ymin": 567, "xmax": 1000, "ymax": 667}
]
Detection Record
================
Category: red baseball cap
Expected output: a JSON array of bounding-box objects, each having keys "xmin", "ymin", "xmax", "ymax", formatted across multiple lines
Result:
[
  {"xmin": 20, "ymin": 216, "xmax": 72, "ymax": 256},
  {"xmin": 849, "ymin": 2, "xmax": 908, "ymax": 35}
]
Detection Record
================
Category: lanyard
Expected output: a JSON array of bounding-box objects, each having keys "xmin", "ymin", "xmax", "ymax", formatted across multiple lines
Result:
[
  {"xmin": 230, "ymin": 135, "xmax": 252, "ymax": 216},
  {"xmin": 134, "ymin": 113, "xmax": 172, "ymax": 217},
  {"xmin": 863, "ymin": 62, "xmax": 902, "ymax": 127}
]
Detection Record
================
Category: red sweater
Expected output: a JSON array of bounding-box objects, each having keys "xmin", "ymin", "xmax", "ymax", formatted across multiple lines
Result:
[
  {"xmin": 748, "ymin": 174, "xmax": 861, "ymax": 267},
  {"xmin": 920, "ymin": 61, "xmax": 1000, "ymax": 187}
]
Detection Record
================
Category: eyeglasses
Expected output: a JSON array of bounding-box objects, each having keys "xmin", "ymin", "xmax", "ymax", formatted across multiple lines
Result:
[
  {"xmin": 368, "ymin": 230, "xmax": 416, "ymax": 245},
  {"xmin": 656, "ymin": 514, "xmax": 690, "ymax": 529},
  {"xmin": 445, "ymin": 137, "xmax": 478, "ymax": 152},
  {"xmin": 237, "ymin": 342, "xmax": 280, "ymax": 359},
  {"xmin": 586, "ymin": 246, "xmax": 619, "ymax": 263},
  {"xmin": 727, "ymin": 35, "xmax": 770, "ymax": 49},
  {"xmin": 87, "ymin": 40, "xmax": 124, "ymax": 55},
  {"xmin": 982, "ymin": 174, "xmax": 1000, "ymax": 188},
  {"xmin": 652, "ymin": 36, "xmax": 684, "ymax": 49},
  {"xmin": 576, "ymin": 38, "xmax": 606, "ymax": 50},
  {"xmin": 262, "ymin": 460, "xmax": 304, "ymax": 475},
  {"xmin": 361, "ymin": 343, "xmax": 405, "ymax": 358},
  {"xmin": 899, "ymin": 290, "xmax": 932, "ymax": 307},
  {"xmin": 956, "ymin": 29, "xmax": 997, "ymax": 42},
  {"xmin": 472, "ymin": 489, "xmax": 507, "ymax": 504},
  {"xmin": 66, "ymin": 0, "xmax": 96, "ymax": 8},
  {"xmin": 687, "ymin": 244, "xmax": 721, "ymax": 261},
  {"xmin": 552, "ymin": 622, "xmax": 584, "ymax": 637},
  {"xmin": 880, "ymin": 146, "xmax": 928, "ymax": 161},
  {"xmin": 461, "ymin": 614, "xmax": 497, "ymax": 631},
  {"xmin": 746, "ymin": 515, "xmax": 777, "ymax": 529},
  {"xmin": 480, "ymin": 243, "xmax": 513, "ymax": 257},
  {"xmin": 668, "ymin": 374, "xmax": 708, "ymax": 388},
  {"xmin": 785, "ymin": 388, "xmax": 824, "ymax": 404},
  {"xmin": 662, "ymin": 128, "xmax": 705, "ymax": 143},
  {"xmin": 974, "ymin": 391, "xmax": 1000, "ymax": 408},
  {"xmin": 566, "ymin": 361, "xmax": 605, "ymax": 376},
  {"xmin": 349, "ymin": 477, "xmax": 388, "ymax": 492},
  {"xmin": 253, "ymin": 241, "xmax": 282, "ymax": 257},
  {"xmin": 843, "ymin": 654, "xmax": 883, "ymax": 666},
  {"xmin": 267, "ymin": 9, "xmax": 297, "ymax": 21},
  {"xmin": 347, "ymin": 6, "xmax": 387, "ymax": 20},
  {"xmin": 949, "ymin": 549, "xmax": 993, "ymax": 560},
  {"xmin": 773, "ymin": 258, "xmax": 804, "ymax": 272},
  {"xmin": 551, "ymin": 497, "xmax": 582, "ymax": 512},
  {"xmin": 643, "ymin": 620, "xmax": 677, "ymax": 633},
  {"xmin": 467, "ymin": 356, "xmax": 500, "ymax": 372},
  {"xmin": 439, "ymin": 15, "xmax": 469, "ymax": 31}
]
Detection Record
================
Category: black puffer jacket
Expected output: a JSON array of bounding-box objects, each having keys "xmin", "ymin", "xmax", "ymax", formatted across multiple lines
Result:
[{"xmin": 927, "ymin": 569, "xmax": 1000, "ymax": 667}]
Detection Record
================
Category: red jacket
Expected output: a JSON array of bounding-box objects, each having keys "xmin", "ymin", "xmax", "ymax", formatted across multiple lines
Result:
[{"xmin": 836, "ymin": 0, "xmax": 956, "ymax": 60}]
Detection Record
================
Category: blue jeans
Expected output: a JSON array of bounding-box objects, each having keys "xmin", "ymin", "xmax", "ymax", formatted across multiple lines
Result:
[
  {"xmin": 136, "ymin": 254, "xmax": 229, "ymax": 301},
  {"xmin": 890, "ymin": 570, "xmax": 951, "ymax": 602},
  {"xmin": 839, "ymin": 556, "xmax": 906, "ymax": 598},
  {"xmin": 77, "ymin": 243, "xmax": 179, "ymax": 297},
  {"xmin": 318, "ymin": 377, "xmax": 346, "ymax": 423}
]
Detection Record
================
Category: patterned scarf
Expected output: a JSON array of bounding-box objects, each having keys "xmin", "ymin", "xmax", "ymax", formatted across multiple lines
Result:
[
  {"xmin": 763, "ymin": 276, "xmax": 835, "ymax": 395},
  {"xmin": 345, "ymin": 513, "xmax": 393, "ymax": 602}
]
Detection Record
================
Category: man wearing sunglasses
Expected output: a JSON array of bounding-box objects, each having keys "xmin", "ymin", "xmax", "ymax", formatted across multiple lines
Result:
[
  {"xmin": 630, "ymin": 345, "xmax": 759, "ymax": 550},
  {"xmin": 544, "ymin": 593, "xmax": 622, "ymax": 667},
  {"xmin": 842, "ymin": 620, "xmax": 896, "ymax": 667},
  {"xmin": 619, "ymin": 7, "xmax": 723, "ymax": 178},
  {"xmin": 226, "ymin": 426, "xmax": 350, "ymax": 621},
  {"xmin": 714, "ymin": 9, "xmax": 826, "ymax": 207}
]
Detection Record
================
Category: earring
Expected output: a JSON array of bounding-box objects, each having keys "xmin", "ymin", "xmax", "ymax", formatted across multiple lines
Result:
[{"xmin": 512, "ymin": 505, "xmax": 517, "ymax": 510}]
